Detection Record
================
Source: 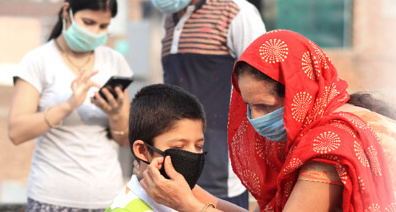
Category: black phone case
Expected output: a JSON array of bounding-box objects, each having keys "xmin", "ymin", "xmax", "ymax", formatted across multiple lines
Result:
[{"xmin": 98, "ymin": 76, "xmax": 133, "ymax": 101}]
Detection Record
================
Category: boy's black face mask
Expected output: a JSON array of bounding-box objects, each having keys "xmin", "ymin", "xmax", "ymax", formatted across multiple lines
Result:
[{"xmin": 140, "ymin": 142, "xmax": 206, "ymax": 189}]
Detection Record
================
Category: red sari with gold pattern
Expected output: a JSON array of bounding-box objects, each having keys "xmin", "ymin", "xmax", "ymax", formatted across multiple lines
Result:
[{"xmin": 228, "ymin": 30, "xmax": 395, "ymax": 211}]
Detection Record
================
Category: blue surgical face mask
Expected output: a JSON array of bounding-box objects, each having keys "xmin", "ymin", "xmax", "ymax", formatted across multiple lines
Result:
[
  {"xmin": 247, "ymin": 105, "xmax": 287, "ymax": 142},
  {"xmin": 151, "ymin": 0, "xmax": 192, "ymax": 14},
  {"xmin": 63, "ymin": 9, "xmax": 108, "ymax": 52}
]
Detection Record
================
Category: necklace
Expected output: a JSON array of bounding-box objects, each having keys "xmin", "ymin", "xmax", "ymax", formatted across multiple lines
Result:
[{"xmin": 54, "ymin": 39, "xmax": 93, "ymax": 72}]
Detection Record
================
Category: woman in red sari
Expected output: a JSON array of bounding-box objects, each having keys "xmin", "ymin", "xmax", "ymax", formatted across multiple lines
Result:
[
  {"xmin": 140, "ymin": 30, "xmax": 396, "ymax": 211},
  {"xmin": 227, "ymin": 29, "xmax": 396, "ymax": 211}
]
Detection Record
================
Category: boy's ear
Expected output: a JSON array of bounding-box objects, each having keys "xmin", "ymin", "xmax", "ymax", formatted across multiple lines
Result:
[{"xmin": 132, "ymin": 140, "xmax": 150, "ymax": 162}]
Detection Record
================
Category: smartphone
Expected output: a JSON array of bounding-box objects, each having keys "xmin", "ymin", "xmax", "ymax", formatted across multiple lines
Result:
[{"xmin": 98, "ymin": 76, "xmax": 133, "ymax": 101}]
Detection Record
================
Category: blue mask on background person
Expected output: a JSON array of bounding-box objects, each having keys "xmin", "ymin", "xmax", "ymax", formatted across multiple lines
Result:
[
  {"xmin": 151, "ymin": 0, "xmax": 192, "ymax": 14},
  {"xmin": 247, "ymin": 105, "xmax": 287, "ymax": 142},
  {"xmin": 63, "ymin": 9, "xmax": 107, "ymax": 52}
]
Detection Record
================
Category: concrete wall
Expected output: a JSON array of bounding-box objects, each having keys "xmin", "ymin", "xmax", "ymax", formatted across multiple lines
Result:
[{"xmin": 326, "ymin": 0, "xmax": 396, "ymax": 107}]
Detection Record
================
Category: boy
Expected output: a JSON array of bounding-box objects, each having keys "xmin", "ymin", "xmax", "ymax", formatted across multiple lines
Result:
[{"xmin": 106, "ymin": 84, "xmax": 207, "ymax": 212}]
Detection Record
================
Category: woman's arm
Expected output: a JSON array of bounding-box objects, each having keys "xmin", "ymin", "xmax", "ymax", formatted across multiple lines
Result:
[
  {"xmin": 192, "ymin": 185, "xmax": 247, "ymax": 212},
  {"xmin": 91, "ymin": 86, "xmax": 130, "ymax": 146},
  {"xmin": 140, "ymin": 156, "xmax": 249, "ymax": 212},
  {"xmin": 9, "ymin": 70, "xmax": 98, "ymax": 145},
  {"xmin": 8, "ymin": 79, "xmax": 73, "ymax": 145},
  {"xmin": 107, "ymin": 89, "xmax": 129, "ymax": 146},
  {"xmin": 283, "ymin": 165, "xmax": 343, "ymax": 212}
]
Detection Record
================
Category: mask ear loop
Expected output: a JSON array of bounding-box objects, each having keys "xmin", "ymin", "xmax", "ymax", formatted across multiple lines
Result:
[
  {"xmin": 69, "ymin": 9, "xmax": 74, "ymax": 23},
  {"xmin": 144, "ymin": 142, "xmax": 165, "ymax": 155},
  {"xmin": 62, "ymin": 8, "xmax": 74, "ymax": 32},
  {"xmin": 62, "ymin": 18, "xmax": 66, "ymax": 32},
  {"xmin": 138, "ymin": 142, "xmax": 165, "ymax": 165}
]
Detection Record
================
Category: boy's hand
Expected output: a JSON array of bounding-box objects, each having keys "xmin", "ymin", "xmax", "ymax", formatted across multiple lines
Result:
[{"xmin": 140, "ymin": 156, "xmax": 204, "ymax": 212}]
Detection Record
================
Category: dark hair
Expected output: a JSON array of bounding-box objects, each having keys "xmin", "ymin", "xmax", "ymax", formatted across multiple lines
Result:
[
  {"xmin": 235, "ymin": 62, "xmax": 396, "ymax": 120},
  {"xmin": 48, "ymin": 0, "xmax": 118, "ymax": 41},
  {"xmin": 347, "ymin": 92, "xmax": 396, "ymax": 120},
  {"xmin": 234, "ymin": 61, "xmax": 285, "ymax": 97},
  {"xmin": 129, "ymin": 84, "xmax": 206, "ymax": 162}
]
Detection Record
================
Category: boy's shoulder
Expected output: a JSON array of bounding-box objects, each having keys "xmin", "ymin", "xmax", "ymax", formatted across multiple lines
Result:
[{"xmin": 105, "ymin": 185, "xmax": 154, "ymax": 212}]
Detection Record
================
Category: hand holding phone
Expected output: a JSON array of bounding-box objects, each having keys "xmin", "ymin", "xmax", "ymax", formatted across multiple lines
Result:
[{"xmin": 97, "ymin": 76, "xmax": 133, "ymax": 102}]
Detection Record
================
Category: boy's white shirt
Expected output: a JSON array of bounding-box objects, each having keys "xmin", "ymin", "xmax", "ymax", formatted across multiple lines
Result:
[{"xmin": 110, "ymin": 174, "xmax": 178, "ymax": 212}]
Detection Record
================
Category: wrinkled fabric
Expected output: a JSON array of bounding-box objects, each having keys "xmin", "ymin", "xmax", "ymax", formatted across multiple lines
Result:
[
  {"xmin": 228, "ymin": 30, "xmax": 396, "ymax": 211},
  {"xmin": 351, "ymin": 110, "xmax": 396, "ymax": 198}
]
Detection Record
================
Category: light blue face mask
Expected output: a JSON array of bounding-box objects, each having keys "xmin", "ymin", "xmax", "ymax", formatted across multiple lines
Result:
[
  {"xmin": 151, "ymin": 0, "xmax": 192, "ymax": 14},
  {"xmin": 63, "ymin": 9, "xmax": 108, "ymax": 52},
  {"xmin": 247, "ymin": 105, "xmax": 287, "ymax": 142}
]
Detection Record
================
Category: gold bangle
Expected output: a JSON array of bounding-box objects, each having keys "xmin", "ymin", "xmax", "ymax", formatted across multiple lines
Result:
[
  {"xmin": 111, "ymin": 128, "xmax": 128, "ymax": 135},
  {"xmin": 44, "ymin": 107, "xmax": 62, "ymax": 128},
  {"xmin": 201, "ymin": 203, "xmax": 215, "ymax": 212},
  {"xmin": 110, "ymin": 115, "xmax": 128, "ymax": 135}
]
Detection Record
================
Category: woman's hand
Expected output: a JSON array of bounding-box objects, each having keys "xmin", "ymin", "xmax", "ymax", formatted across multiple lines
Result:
[
  {"xmin": 140, "ymin": 156, "xmax": 205, "ymax": 212},
  {"xmin": 91, "ymin": 85, "xmax": 125, "ymax": 116},
  {"xmin": 90, "ymin": 77, "xmax": 129, "ymax": 145},
  {"xmin": 66, "ymin": 69, "xmax": 99, "ymax": 110}
]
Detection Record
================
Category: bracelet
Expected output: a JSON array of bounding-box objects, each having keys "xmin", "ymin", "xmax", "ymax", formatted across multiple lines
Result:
[
  {"xmin": 111, "ymin": 128, "xmax": 128, "ymax": 135},
  {"xmin": 110, "ymin": 115, "xmax": 128, "ymax": 135},
  {"xmin": 201, "ymin": 203, "xmax": 215, "ymax": 212},
  {"xmin": 44, "ymin": 107, "xmax": 62, "ymax": 128}
]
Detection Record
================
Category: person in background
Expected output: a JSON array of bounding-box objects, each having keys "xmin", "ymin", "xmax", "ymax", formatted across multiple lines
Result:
[
  {"xmin": 149, "ymin": 0, "xmax": 266, "ymax": 208},
  {"xmin": 8, "ymin": 0, "xmax": 133, "ymax": 211},
  {"xmin": 139, "ymin": 30, "xmax": 396, "ymax": 211},
  {"xmin": 106, "ymin": 84, "xmax": 207, "ymax": 212},
  {"xmin": 247, "ymin": 0, "xmax": 261, "ymax": 13}
]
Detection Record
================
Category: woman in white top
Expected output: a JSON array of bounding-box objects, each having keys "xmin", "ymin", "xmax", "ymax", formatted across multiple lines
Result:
[{"xmin": 8, "ymin": 0, "xmax": 133, "ymax": 211}]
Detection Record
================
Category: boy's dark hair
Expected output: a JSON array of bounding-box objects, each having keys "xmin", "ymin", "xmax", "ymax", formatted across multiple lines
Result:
[
  {"xmin": 48, "ymin": 0, "xmax": 118, "ymax": 41},
  {"xmin": 129, "ymin": 84, "xmax": 206, "ymax": 162}
]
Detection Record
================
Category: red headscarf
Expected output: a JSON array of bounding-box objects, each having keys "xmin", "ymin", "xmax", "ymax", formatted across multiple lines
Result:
[{"xmin": 228, "ymin": 30, "xmax": 395, "ymax": 211}]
